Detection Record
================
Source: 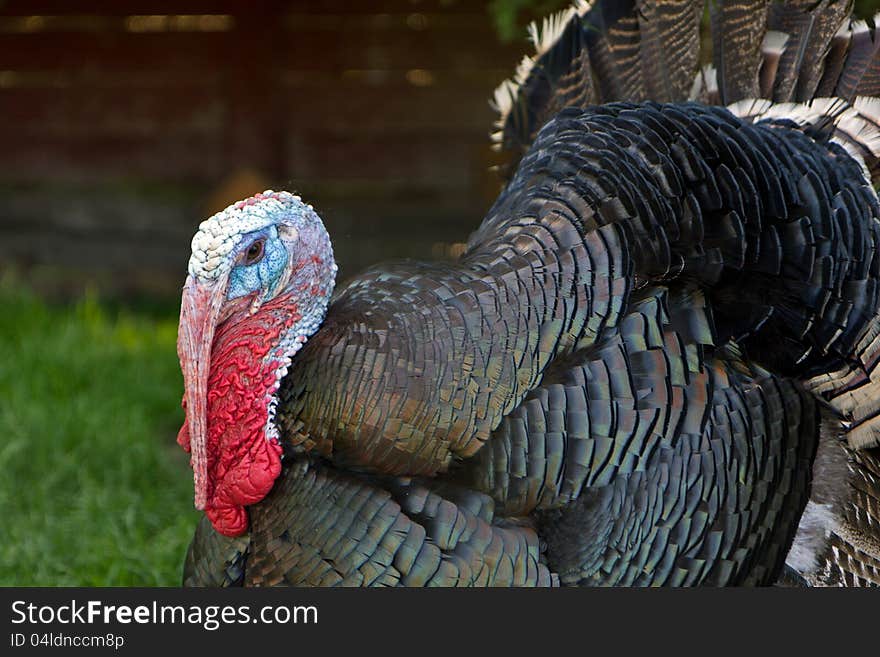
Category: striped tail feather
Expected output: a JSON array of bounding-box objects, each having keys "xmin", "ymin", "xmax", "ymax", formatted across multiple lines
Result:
[
  {"xmin": 491, "ymin": 3, "xmax": 596, "ymax": 163},
  {"xmin": 766, "ymin": 0, "xmax": 852, "ymax": 103},
  {"xmin": 790, "ymin": 1, "xmax": 852, "ymax": 100},
  {"xmin": 806, "ymin": 311, "xmax": 880, "ymax": 451},
  {"xmin": 764, "ymin": 1, "xmax": 815, "ymax": 102},
  {"xmin": 492, "ymin": 1, "xmax": 880, "ymax": 163},
  {"xmin": 637, "ymin": 0, "xmax": 704, "ymax": 102},
  {"xmin": 584, "ymin": 1, "xmax": 645, "ymax": 102},
  {"xmin": 711, "ymin": 0, "xmax": 769, "ymax": 102},
  {"xmin": 843, "ymin": 15, "xmax": 880, "ymax": 97}
]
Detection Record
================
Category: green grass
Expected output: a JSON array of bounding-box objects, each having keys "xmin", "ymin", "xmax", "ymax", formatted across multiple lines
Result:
[{"xmin": 0, "ymin": 276, "xmax": 199, "ymax": 585}]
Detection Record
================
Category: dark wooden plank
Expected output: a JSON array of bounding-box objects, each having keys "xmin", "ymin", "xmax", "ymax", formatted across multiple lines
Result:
[
  {"xmin": 0, "ymin": 32, "xmax": 232, "ymax": 71},
  {"xmin": 287, "ymin": 130, "xmax": 484, "ymax": 185},
  {"xmin": 0, "ymin": 0, "xmax": 483, "ymax": 17},
  {"xmin": 0, "ymin": 0, "xmax": 246, "ymax": 16},
  {"xmin": 0, "ymin": 132, "xmax": 228, "ymax": 182},
  {"xmin": 0, "ymin": 0, "xmax": 520, "ymax": 299},
  {"xmin": 0, "ymin": 11, "xmax": 490, "ymax": 31},
  {"xmin": 280, "ymin": 68, "xmax": 513, "ymax": 91},
  {"xmin": 0, "ymin": 27, "xmax": 520, "ymax": 72},
  {"xmin": 277, "ymin": 29, "xmax": 522, "ymax": 72},
  {"xmin": 0, "ymin": 84, "xmax": 496, "ymax": 140},
  {"xmin": 0, "ymin": 86, "xmax": 226, "ymax": 135},
  {"xmin": 0, "ymin": 128, "xmax": 495, "ymax": 187},
  {"xmin": 282, "ymin": 11, "xmax": 498, "ymax": 32},
  {"xmin": 282, "ymin": 84, "xmax": 494, "ymax": 133},
  {"xmin": 222, "ymin": 2, "xmax": 287, "ymax": 179}
]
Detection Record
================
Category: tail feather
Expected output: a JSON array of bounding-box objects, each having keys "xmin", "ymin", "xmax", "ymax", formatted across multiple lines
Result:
[
  {"xmin": 759, "ymin": 30, "xmax": 791, "ymax": 98},
  {"xmin": 690, "ymin": 63, "xmax": 720, "ymax": 104},
  {"xmin": 805, "ymin": 315, "xmax": 880, "ymax": 450},
  {"xmin": 585, "ymin": 2, "xmax": 646, "ymax": 102},
  {"xmin": 792, "ymin": 1, "xmax": 852, "ymax": 101},
  {"xmin": 490, "ymin": 0, "xmax": 645, "ymax": 157},
  {"xmin": 712, "ymin": 0, "xmax": 770, "ymax": 103},
  {"xmin": 835, "ymin": 16, "xmax": 880, "ymax": 99},
  {"xmin": 491, "ymin": 5, "xmax": 596, "ymax": 158},
  {"xmin": 854, "ymin": 14, "xmax": 880, "ymax": 96},
  {"xmin": 815, "ymin": 21, "xmax": 854, "ymax": 97},
  {"xmin": 766, "ymin": 1, "xmax": 817, "ymax": 102},
  {"xmin": 637, "ymin": 0, "xmax": 703, "ymax": 103},
  {"xmin": 493, "ymin": 1, "xmax": 880, "ymax": 163}
]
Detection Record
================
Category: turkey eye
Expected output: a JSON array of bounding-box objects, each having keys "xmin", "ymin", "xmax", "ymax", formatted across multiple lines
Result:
[{"xmin": 244, "ymin": 239, "xmax": 265, "ymax": 265}]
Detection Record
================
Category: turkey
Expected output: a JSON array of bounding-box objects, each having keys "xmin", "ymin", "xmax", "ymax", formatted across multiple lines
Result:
[{"xmin": 179, "ymin": 0, "xmax": 880, "ymax": 587}]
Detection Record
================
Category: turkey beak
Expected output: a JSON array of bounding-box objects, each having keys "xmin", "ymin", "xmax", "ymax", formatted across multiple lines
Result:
[{"xmin": 177, "ymin": 273, "xmax": 227, "ymax": 510}]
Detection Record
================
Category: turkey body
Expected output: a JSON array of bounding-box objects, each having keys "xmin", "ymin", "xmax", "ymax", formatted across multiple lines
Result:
[{"xmin": 183, "ymin": 0, "xmax": 880, "ymax": 587}]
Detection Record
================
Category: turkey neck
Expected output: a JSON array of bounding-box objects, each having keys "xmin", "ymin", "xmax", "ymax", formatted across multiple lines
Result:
[{"xmin": 278, "ymin": 102, "xmax": 880, "ymax": 478}]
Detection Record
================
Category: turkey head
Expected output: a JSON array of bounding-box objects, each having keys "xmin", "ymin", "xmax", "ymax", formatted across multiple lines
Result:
[{"xmin": 176, "ymin": 191, "xmax": 336, "ymax": 537}]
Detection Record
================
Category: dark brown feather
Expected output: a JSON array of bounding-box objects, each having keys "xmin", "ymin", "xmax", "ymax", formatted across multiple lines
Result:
[
  {"xmin": 712, "ymin": 0, "xmax": 770, "ymax": 104},
  {"xmin": 586, "ymin": 2, "xmax": 647, "ymax": 102},
  {"xmin": 794, "ymin": 0, "xmax": 852, "ymax": 101},
  {"xmin": 767, "ymin": 1, "xmax": 816, "ymax": 102},
  {"xmin": 835, "ymin": 19, "xmax": 880, "ymax": 99},
  {"xmin": 637, "ymin": 0, "xmax": 703, "ymax": 102},
  {"xmin": 814, "ymin": 23, "xmax": 853, "ymax": 97}
]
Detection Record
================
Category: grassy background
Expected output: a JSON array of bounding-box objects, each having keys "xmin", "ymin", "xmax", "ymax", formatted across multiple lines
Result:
[{"xmin": 0, "ymin": 276, "xmax": 197, "ymax": 585}]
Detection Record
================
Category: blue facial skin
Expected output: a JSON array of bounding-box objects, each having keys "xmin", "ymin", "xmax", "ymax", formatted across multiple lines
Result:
[{"xmin": 227, "ymin": 226, "xmax": 290, "ymax": 301}]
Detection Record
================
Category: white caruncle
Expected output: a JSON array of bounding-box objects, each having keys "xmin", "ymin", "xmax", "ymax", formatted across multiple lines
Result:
[
  {"xmin": 188, "ymin": 190, "xmax": 305, "ymax": 282},
  {"xmin": 261, "ymin": 293, "xmax": 332, "ymax": 445}
]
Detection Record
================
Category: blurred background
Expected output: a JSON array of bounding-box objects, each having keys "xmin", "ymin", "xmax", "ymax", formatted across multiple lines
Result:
[
  {"xmin": 2, "ymin": 0, "xmax": 880, "ymax": 586},
  {"xmin": 0, "ymin": 0, "xmax": 543, "ymax": 298}
]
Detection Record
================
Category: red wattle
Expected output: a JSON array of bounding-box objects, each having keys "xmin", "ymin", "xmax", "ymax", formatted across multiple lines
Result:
[{"xmin": 179, "ymin": 292, "xmax": 300, "ymax": 537}]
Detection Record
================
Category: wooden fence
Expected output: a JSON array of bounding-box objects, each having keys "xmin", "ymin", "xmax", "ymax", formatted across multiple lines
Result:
[{"xmin": 0, "ymin": 0, "xmax": 525, "ymax": 297}]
